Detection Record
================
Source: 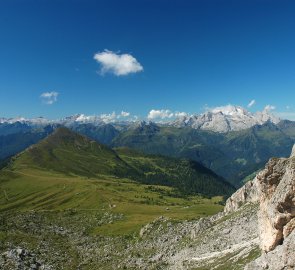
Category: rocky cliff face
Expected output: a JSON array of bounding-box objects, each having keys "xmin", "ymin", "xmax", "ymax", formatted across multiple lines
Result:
[
  {"xmin": 255, "ymin": 156, "xmax": 294, "ymax": 252},
  {"xmin": 224, "ymin": 179, "xmax": 260, "ymax": 213},
  {"xmin": 245, "ymin": 230, "xmax": 295, "ymax": 270},
  {"xmin": 225, "ymin": 145, "xmax": 295, "ymax": 269}
]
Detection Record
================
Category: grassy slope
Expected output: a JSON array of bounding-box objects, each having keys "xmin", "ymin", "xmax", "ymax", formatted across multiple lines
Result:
[
  {"xmin": 0, "ymin": 127, "xmax": 225, "ymax": 236},
  {"xmin": 10, "ymin": 127, "xmax": 234, "ymax": 197},
  {"xmin": 0, "ymin": 168, "xmax": 223, "ymax": 236}
]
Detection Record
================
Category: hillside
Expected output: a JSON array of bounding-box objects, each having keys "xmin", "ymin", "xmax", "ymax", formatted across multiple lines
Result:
[
  {"xmin": 10, "ymin": 127, "xmax": 135, "ymax": 179},
  {"xmin": 117, "ymin": 147, "xmax": 234, "ymax": 197},
  {"xmin": 0, "ymin": 129, "xmax": 229, "ymax": 269},
  {"xmin": 8, "ymin": 127, "xmax": 234, "ymax": 197},
  {"xmin": 112, "ymin": 122, "xmax": 294, "ymax": 186}
]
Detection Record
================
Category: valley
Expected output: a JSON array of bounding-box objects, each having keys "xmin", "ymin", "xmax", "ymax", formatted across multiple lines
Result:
[{"xmin": 0, "ymin": 109, "xmax": 294, "ymax": 269}]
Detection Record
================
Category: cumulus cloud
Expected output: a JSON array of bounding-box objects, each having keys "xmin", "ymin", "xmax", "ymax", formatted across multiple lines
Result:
[
  {"xmin": 40, "ymin": 91, "xmax": 59, "ymax": 105},
  {"xmin": 147, "ymin": 109, "xmax": 174, "ymax": 120},
  {"xmin": 247, "ymin": 99, "xmax": 256, "ymax": 108},
  {"xmin": 174, "ymin": 111, "xmax": 188, "ymax": 118},
  {"xmin": 264, "ymin": 105, "xmax": 276, "ymax": 111},
  {"xmin": 147, "ymin": 109, "xmax": 189, "ymax": 120},
  {"xmin": 99, "ymin": 112, "xmax": 117, "ymax": 123},
  {"xmin": 119, "ymin": 111, "xmax": 130, "ymax": 117},
  {"xmin": 93, "ymin": 50, "xmax": 143, "ymax": 76}
]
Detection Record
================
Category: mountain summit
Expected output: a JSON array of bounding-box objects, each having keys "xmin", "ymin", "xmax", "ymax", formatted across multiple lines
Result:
[{"xmin": 170, "ymin": 105, "xmax": 280, "ymax": 132}]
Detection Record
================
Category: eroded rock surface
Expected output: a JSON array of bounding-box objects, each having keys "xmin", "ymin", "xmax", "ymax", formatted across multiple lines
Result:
[
  {"xmin": 256, "ymin": 156, "xmax": 295, "ymax": 252},
  {"xmin": 245, "ymin": 230, "xmax": 295, "ymax": 270},
  {"xmin": 224, "ymin": 145, "xmax": 295, "ymax": 269},
  {"xmin": 224, "ymin": 179, "xmax": 259, "ymax": 213}
]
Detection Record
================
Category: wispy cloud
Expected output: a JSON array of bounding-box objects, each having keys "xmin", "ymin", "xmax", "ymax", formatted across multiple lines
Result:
[
  {"xmin": 94, "ymin": 50, "xmax": 143, "ymax": 76},
  {"xmin": 99, "ymin": 111, "xmax": 132, "ymax": 122},
  {"xmin": 247, "ymin": 99, "xmax": 256, "ymax": 108},
  {"xmin": 40, "ymin": 91, "xmax": 59, "ymax": 105},
  {"xmin": 274, "ymin": 111, "xmax": 295, "ymax": 121},
  {"xmin": 264, "ymin": 104, "xmax": 276, "ymax": 111}
]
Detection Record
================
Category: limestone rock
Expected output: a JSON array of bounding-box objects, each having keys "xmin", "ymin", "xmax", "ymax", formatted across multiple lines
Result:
[
  {"xmin": 256, "ymin": 157, "xmax": 295, "ymax": 252},
  {"xmin": 224, "ymin": 178, "xmax": 259, "ymax": 213},
  {"xmin": 245, "ymin": 230, "xmax": 295, "ymax": 270},
  {"xmin": 291, "ymin": 144, "xmax": 295, "ymax": 158}
]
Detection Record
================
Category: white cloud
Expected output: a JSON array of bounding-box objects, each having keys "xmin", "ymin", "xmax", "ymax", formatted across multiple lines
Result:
[
  {"xmin": 100, "ymin": 111, "xmax": 132, "ymax": 122},
  {"xmin": 119, "ymin": 111, "xmax": 130, "ymax": 117},
  {"xmin": 174, "ymin": 111, "xmax": 188, "ymax": 118},
  {"xmin": 100, "ymin": 112, "xmax": 117, "ymax": 123},
  {"xmin": 94, "ymin": 50, "xmax": 143, "ymax": 76},
  {"xmin": 247, "ymin": 99, "xmax": 256, "ymax": 108},
  {"xmin": 147, "ymin": 109, "xmax": 189, "ymax": 120},
  {"xmin": 40, "ymin": 91, "xmax": 59, "ymax": 105},
  {"xmin": 147, "ymin": 109, "xmax": 174, "ymax": 120},
  {"xmin": 264, "ymin": 105, "xmax": 276, "ymax": 111}
]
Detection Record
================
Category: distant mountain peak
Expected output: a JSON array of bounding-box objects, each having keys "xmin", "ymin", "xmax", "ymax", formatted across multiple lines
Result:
[
  {"xmin": 169, "ymin": 105, "xmax": 280, "ymax": 133},
  {"xmin": 210, "ymin": 105, "xmax": 249, "ymax": 116},
  {"xmin": 0, "ymin": 104, "xmax": 281, "ymax": 133}
]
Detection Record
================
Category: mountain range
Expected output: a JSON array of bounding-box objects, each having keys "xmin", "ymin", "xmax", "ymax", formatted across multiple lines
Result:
[
  {"xmin": 1, "ymin": 105, "xmax": 294, "ymax": 186},
  {"xmin": 0, "ymin": 105, "xmax": 280, "ymax": 133}
]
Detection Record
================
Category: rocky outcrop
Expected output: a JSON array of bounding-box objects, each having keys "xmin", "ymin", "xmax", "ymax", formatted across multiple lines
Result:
[
  {"xmin": 255, "ymin": 156, "xmax": 295, "ymax": 252},
  {"xmin": 245, "ymin": 230, "xmax": 295, "ymax": 270},
  {"xmin": 226, "ymin": 145, "xmax": 295, "ymax": 253},
  {"xmin": 224, "ymin": 179, "xmax": 259, "ymax": 213},
  {"xmin": 0, "ymin": 248, "xmax": 52, "ymax": 270},
  {"xmin": 291, "ymin": 144, "xmax": 295, "ymax": 158},
  {"xmin": 224, "ymin": 145, "xmax": 295, "ymax": 269}
]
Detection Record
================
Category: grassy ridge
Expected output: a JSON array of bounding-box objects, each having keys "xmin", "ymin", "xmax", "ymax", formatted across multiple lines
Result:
[{"xmin": 9, "ymin": 127, "xmax": 234, "ymax": 197}]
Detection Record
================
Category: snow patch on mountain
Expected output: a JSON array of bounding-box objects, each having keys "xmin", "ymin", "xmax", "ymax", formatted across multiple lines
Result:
[
  {"xmin": 0, "ymin": 105, "xmax": 281, "ymax": 133},
  {"xmin": 170, "ymin": 105, "xmax": 280, "ymax": 133}
]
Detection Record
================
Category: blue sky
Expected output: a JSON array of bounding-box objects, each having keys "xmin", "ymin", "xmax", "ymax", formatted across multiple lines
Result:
[{"xmin": 0, "ymin": 0, "xmax": 295, "ymax": 120}]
